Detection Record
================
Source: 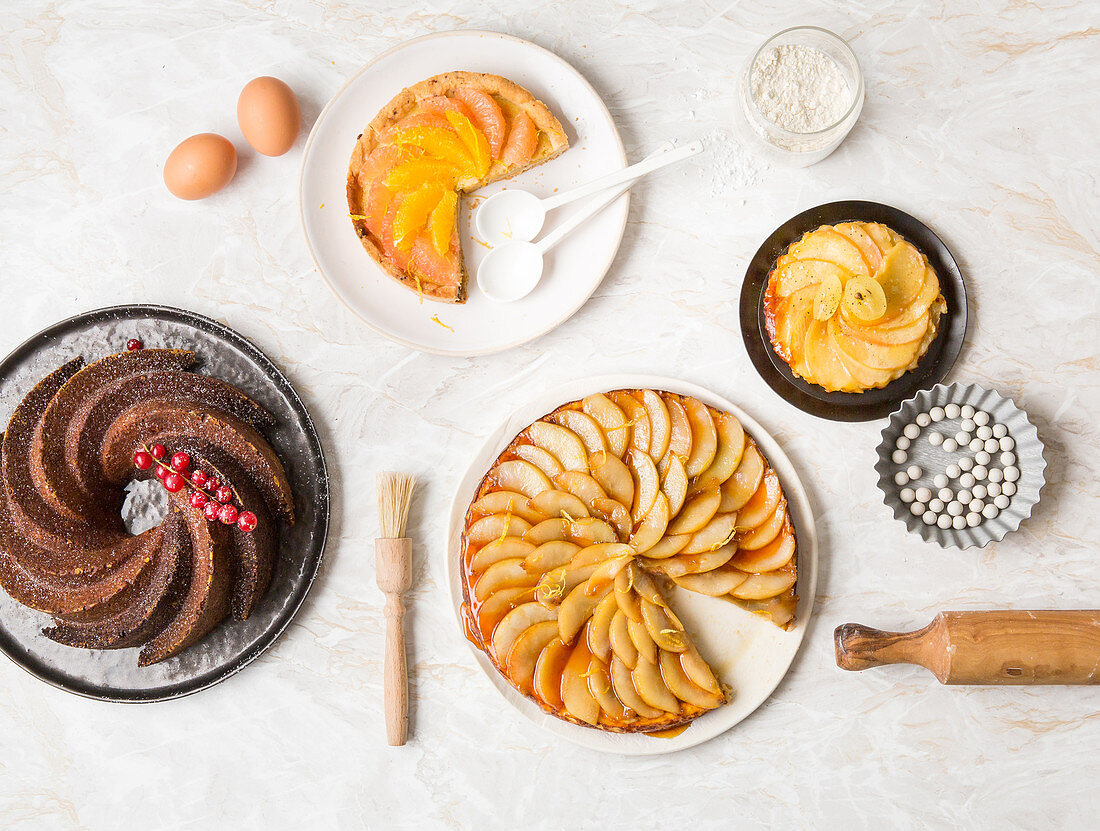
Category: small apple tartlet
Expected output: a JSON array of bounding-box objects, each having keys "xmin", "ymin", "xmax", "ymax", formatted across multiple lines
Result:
[{"xmin": 764, "ymin": 221, "xmax": 947, "ymax": 393}]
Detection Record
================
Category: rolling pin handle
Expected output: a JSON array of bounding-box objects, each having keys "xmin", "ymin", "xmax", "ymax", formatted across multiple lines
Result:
[{"xmin": 834, "ymin": 619, "xmax": 945, "ymax": 680}]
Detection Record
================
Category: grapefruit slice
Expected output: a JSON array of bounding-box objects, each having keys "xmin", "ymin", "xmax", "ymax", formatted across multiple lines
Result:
[
  {"xmin": 501, "ymin": 112, "xmax": 539, "ymax": 167},
  {"xmin": 453, "ymin": 87, "xmax": 507, "ymax": 156}
]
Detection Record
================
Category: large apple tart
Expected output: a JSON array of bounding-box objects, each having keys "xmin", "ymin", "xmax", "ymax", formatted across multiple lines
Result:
[
  {"xmin": 347, "ymin": 71, "xmax": 569, "ymax": 303},
  {"xmin": 460, "ymin": 390, "xmax": 798, "ymax": 733},
  {"xmin": 764, "ymin": 221, "xmax": 947, "ymax": 393}
]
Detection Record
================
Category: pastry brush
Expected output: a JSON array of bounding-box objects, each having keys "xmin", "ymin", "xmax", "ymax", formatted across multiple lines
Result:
[{"xmin": 376, "ymin": 471, "xmax": 416, "ymax": 745}]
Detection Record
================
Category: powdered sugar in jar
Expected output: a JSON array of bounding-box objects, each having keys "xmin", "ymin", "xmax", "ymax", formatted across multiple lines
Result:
[{"xmin": 739, "ymin": 27, "xmax": 864, "ymax": 166}]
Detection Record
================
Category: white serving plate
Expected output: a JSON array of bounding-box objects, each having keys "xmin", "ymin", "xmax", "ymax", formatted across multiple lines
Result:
[
  {"xmin": 299, "ymin": 30, "xmax": 629, "ymax": 356},
  {"xmin": 445, "ymin": 375, "xmax": 818, "ymax": 755}
]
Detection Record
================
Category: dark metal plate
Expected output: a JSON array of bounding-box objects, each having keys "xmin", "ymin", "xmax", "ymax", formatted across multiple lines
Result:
[
  {"xmin": 0, "ymin": 304, "xmax": 329, "ymax": 702},
  {"xmin": 740, "ymin": 201, "xmax": 967, "ymax": 421}
]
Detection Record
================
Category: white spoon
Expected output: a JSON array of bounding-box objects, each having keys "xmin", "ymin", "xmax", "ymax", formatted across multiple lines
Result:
[
  {"xmin": 475, "ymin": 139, "xmax": 704, "ymax": 246},
  {"xmin": 477, "ymin": 174, "xmax": 640, "ymax": 303}
]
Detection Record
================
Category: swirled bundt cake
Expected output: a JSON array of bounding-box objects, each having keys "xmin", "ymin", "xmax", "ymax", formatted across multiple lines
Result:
[
  {"xmin": 460, "ymin": 390, "xmax": 797, "ymax": 733},
  {"xmin": 0, "ymin": 348, "xmax": 294, "ymax": 666},
  {"xmin": 764, "ymin": 221, "xmax": 947, "ymax": 392}
]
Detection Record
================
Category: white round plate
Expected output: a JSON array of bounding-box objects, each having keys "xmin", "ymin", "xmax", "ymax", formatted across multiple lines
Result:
[
  {"xmin": 446, "ymin": 375, "xmax": 818, "ymax": 755},
  {"xmin": 299, "ymin": 30, "xmax": 629, "ymax": 356}
]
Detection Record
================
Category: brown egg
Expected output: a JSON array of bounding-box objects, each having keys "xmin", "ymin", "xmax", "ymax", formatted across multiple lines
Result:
[
  {"xmin": 237, "ymin": 76, "xmax": 301, "ymax": 157},
  {"xmin": 163, "ymin": 133, "xmax": 237, "ymax": 200}
]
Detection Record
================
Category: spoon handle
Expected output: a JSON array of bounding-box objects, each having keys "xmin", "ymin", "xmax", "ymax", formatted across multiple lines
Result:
[
  {"xmin": 535, "ymin": 177, "xmax": 636, "ymax": 253},
  {"xmin": 540, "ymin": 140, "xmax": 704, "ymax": 211}
]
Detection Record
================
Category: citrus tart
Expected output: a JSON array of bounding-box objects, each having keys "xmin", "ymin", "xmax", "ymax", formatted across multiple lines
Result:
[
  {"xmin": 460, "ymin": 389, "xmax": 798, "ymax": 733},
  {"xmin": 347, "ymin": 71, "xmax": 569, "ymax": 303},
  {"xmin": 764, "ymin": 221, "xmax": 947, "ymax": 393}
]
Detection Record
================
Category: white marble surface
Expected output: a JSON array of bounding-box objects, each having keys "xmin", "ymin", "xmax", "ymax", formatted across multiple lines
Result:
[{"xmin": 1, "ymin": 1, "xmax": 1098, "ymax": 828}]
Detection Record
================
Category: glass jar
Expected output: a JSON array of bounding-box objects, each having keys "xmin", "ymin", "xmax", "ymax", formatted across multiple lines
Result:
[{"xmin": 738, "ymin": 26, "xmax": 864, "ymax": 167}]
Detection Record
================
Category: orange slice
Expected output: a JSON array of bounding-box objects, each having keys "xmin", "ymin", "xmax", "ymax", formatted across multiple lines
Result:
[
  {"xmin": 428, "ymin": 190, "xmax": 458, "ymax": 257},
  {"xmin": 394, "ymin": 125, "xmax": 473, "ymax": 172},
  {"xmin": 391, "ymin": 184, "xmax": 445, "ymax": 252},
  {"xmin": 453, "ymin": 87, "xmax": 507, "ymax": 157},
  {"xmin": 444, "ymin": 110, "xmax": 491, "ymax": 178},
  {"xmin": 377, "ymin": 112, "xmax": 452, "ymax": 145},
  {"xmin": 501, "ymin": 111, "xmax": 539, "ymax": 166},
  {"xmin": 384, "ymin": 158, "xmax": 461, "ymax": 191}
]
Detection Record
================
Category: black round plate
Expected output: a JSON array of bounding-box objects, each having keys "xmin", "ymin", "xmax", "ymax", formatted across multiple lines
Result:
[
  {"xmin": 740, "ymin": 201, "xmax": 967, "ymax": 421},
  {"xmin": 0, "ymin": 305, "xmax": 329, "ymax": 702}
]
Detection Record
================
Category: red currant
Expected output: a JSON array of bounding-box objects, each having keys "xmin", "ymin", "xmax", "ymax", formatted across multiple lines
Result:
[
  {"xmin": 163, "ymin": 472, "xmax": 184, "ymax": 493},
  {"xmin": 216, "ymin": 486, "xmax": 233, "ymax": 504},
  {"xmin": 203, "ymin": 500, "xmax": 220, "ymax": 521},
  {"xmin": 170, "ymin": 452, "xmax": 190, "ymax": 473},
  {"xmin": 154, "ymin": 464, "xmax": 170, "ymax": 481},
  {"xmin": 126, "ymin": 339, "xmax": 143, "ymax": 351},
  {"xmin": 133, "ymin": 450, "xmax": 153, "ymax": 470},
  {"xmin": 236, "ymin": 511, "xmax": 258, "ymax": 533},
  {"xmin": 190, "ymin": 470, "xmax": 208, "ymax": 488},
  {"xmin": 150, "ymin": 444, "xmax": 166, "ymax": 460},
  {"xmin": 206, "ymin": 478, "xmax": 220, "ymax": 493},
  {"xmin": 218, "ymin": 504, "xmax": 239, "ymax": 525},
  {"xmin": 190, "ymin": 491, "xmax": 208, "ymax": 509}
]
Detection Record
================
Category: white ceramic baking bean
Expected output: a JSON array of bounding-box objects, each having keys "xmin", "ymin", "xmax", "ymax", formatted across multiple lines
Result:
[
  {"xmin": 928, "ymin": 498, "xmax": 944, "ymax": 513},
  {"xmin": 930, "ymin": 407, "xmax": 946, "ymax": 422},
  {"xmin": 972, "ymin": 484, "xmax": 987, "ymax": 499},
  {"xmin": 907, "ymin": 465, "xmax": 922, "ymax": 480},
  {"xmin": 966, "ymin": 512, "xmax": 982, "ymax": 527},
  {"xmin": 958, "ymin": 457, "xmax": 974, "ymax": 471},
  {"xmin": 960, "ymin": 405, "xmax": 975, "ymax": 419},
  {"xmin": 946, "ymin": 463, "xmax": 961, "ymax": 479},
  {"xmin": 960, "ymin": 418, "xmax": 976, "ymax": 433},
  {"xmin": 937, "ymin": 514, "xmax": 952, "ymax": 529},
  {"xmin": 894, "ymin": 471, "xmax": 909, "ymax": 485},
  {"xmin": 1001, "ymin": 451, "xmax": 1016, "ymax": 466},
  {"xmin": 1000, "ymin": 436, "xmax": 1015, "ymax": 451},
  {"xmin": 923, "ymin": 511, "xmax": 937, "ymax": 525},
  {"xmin": 955, "ymin": 431, "xmax": 971, "ymax": 445},
  {"xmin": 975, "ymin": 451, "xmax": 991, "ymax": 466},
  {"xmin": 947, "ymin": 501, "xmax": 964, "ymax": 517},
  {"xmin": 969, "ymin": 438, "xmax": 984, "ymax": 452},
  {"xmin": 959, "ymin": 473, "xmax": 976, "ymax": 488},
  {"xmin": 994, "ymin": 494, "xmax": 1010, "ymax": 509},
  {"xmin": 987, "ymin": 482, "xmax": 1002, "ymax": 497},
  {"xmin": 968, "ymin": 498, "xmax": 984, "ymax": 513},
  {"xmin": 957, "ymin": 490, "xmax": 972, "ymax": 504},
  {"xmin": 984, "ymin": 438, "xmax": 1000, "ymax": 453},
  {"xmin": 915, "ymin": 487, "xmax": 932, "ymax": 503},
  {"xmin": 903, "ymin": 424, "xmax": 920, "ymax": 440},
  {"xmin": 896, "ymin": 435, "xmax": 911, "ymax": 451},
  {"xmin": 933, "ymin": 474, "xmax": 948, "ymax": 489},
  {"xmin": 929, "ymin": 432, "xmax": 944, "ymax": 446},
  {"xmin": 942, "ymin": 438, "xmax": 958, "ymax": 452},
  {"xmin": 952, "ymin": 515, "xmax": 967, "ymax": 530},
  {"xmin": 992, "ymin": 423, "xmax": 1008, "ymax": 438},
  {"xmin": 973, "ymin": 465, "xmax": 988, "ymax": 480},
  {"xmin": 976, "ymin": 425, "xmax": 992, "ymax": 440},
  {"xmin": 938, "ymin": 488, "xmax": 954, "ymax": 502},
  {"xmin": 945, "ymin": 404, "xmax": 960, "ymax": 419},
  {"xmin": 910, "ymin": 502, "xmax": 925, "ymax": 516},
  {"xmin": 1004, "ymin": 466, "xmax": 1020, "ymax": 482},
  {"xmin": 1002, "ymin": 482, "xmax": 1017, "ymax": 496},
  {"xmin": 973, "ymin": 411, "xmax": 989, "ymax": 426},
  {"xmin": 916, "ymin": 412, "xmax": 931, "ymax": 427},
  {"xmin": 900, "ymin": 487, "xmax": 916, "ymax": 503},
  {"xmin": 892, "ymin": 450, "xmax": 908, "ymax": 464},
  {"xmin": 988, "ymin": 468, "xmax": 1004, "ymax": 483},
  {"xmin": 982, "ymin": 504, "xmax": 999, "ymax": 520}
]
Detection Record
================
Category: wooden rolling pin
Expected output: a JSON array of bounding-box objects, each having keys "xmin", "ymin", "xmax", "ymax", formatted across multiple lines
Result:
[{"xmin": 835, "ymin": 611, "xmax": 1100, "ymax": 685}]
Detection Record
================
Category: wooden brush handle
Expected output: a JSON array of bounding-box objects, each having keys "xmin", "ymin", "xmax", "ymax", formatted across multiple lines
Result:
[
  {"xmin": 836, "ymin": 611, "xmax": 1100, "ymax": 685},
  {"xmin": 376, "ymin": 538, "xmax": 413, "ymax": 745}
]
